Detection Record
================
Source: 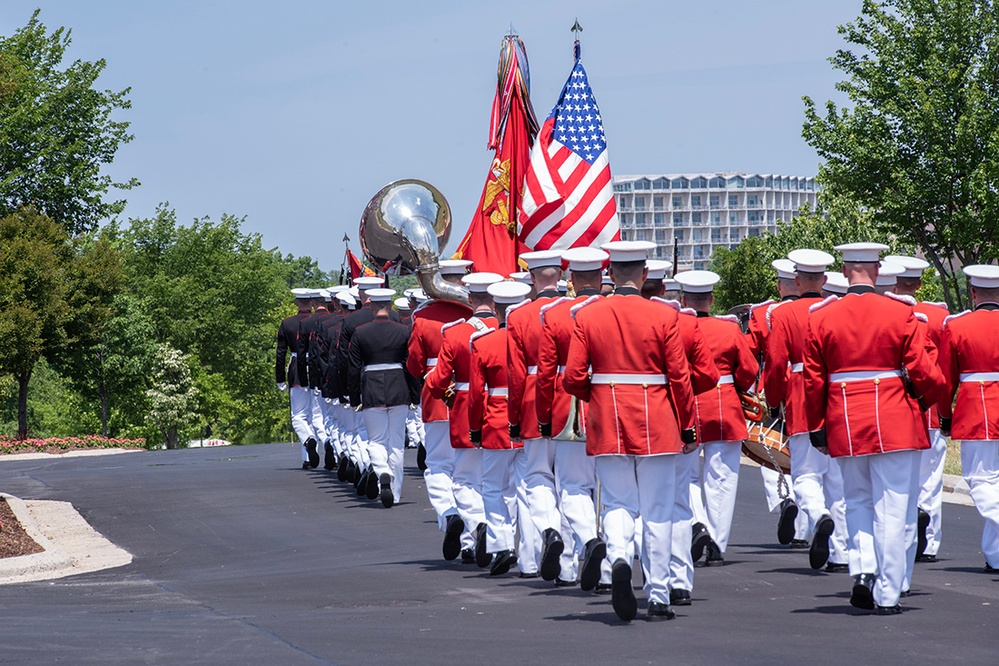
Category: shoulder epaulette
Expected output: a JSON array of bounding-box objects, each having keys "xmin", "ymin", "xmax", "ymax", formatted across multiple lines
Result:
[
  {"xmin": 680, "ymin": 307, "xmax": 698, "ymax": 317},
  {"xmin": 914, "ymin": 312, "xmax": 928, "ymax": 323},
  {"xmin": 765, "ymin": 300, "xmax": 788, "ymax": 331},
  {"xmin": 651, "ymin": 296, "xmax": 681, "ymax": 311},
  {"xmin": 440, "ymin": 318, "xmax": 465, "ymax": 335},
  {"xmin": 943, "ymin": 310, "xmax": 973, "ymax": 329},
  {"xmin": 506, "ymin": 298, "xmax": 534, "ymax": 318},
  {"xmin": 749, "ymin": 299, "xmax": 775, "ymax": 316},
  {"xmin": 412, "ymin": 300, "xmax": 433, "ymax": 316},
  {"xmin": 808, "ymin": 295, "xmax": 839, "ymax": 314},
  {"xmin": 570, "ymin": 295, "xmax": 601, "ymax": 320},
  {"xmin": 885, "ymin": 292, "xmax": 917, "ymax": 306},
  {"xmin": 469, "ymin": 327, "xmax": 497, "ymax": 351},
  {"xmin": 923, "ymin": 301, "xmax": 949, "ymax": 311},
  {"xmin": 715, "ymin": 314, "xmax": 741, "ymax": 325},
  {"xmin": 540, "ymin": 296, "xmax": 570, "ymax": 324}
]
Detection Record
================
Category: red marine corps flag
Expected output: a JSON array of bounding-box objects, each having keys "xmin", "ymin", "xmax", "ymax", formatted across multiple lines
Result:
[
  {"xmin": 519, "ymin": 31, "xmax": 620, "ymax": 251},
  {"xmin": 453, "ymin": 30, "xmax": 539, "ymax": 276}
]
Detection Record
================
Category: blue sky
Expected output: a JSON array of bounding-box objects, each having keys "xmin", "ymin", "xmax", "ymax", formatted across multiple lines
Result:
[{"xmin": 1, "ymin": 1, "xmax": 862, "ymax": 269}]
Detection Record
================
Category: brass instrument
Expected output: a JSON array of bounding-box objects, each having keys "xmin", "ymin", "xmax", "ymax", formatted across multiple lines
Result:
[
  {"xmin": 360, "ymin": 179, "xmax": 469, "ymax": 305},
  {"xmin": 553, "ymin": 396, "xmax": 585, "ymax": 442}
]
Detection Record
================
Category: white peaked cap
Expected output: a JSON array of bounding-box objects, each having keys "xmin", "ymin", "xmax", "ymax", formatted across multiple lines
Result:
[
  {"xmin": 394, "ymin": 297, "xmax": 411, "ymax": 310},
  {"xmin": 645, "ymin": 260, "xmax": 674, "ymax": 281},
  {"xmin": 520, "ymin": 250, "xmax": 564, "ymax": 270},
  {"xmin": 326, "ymin": 285, "xmax": 350, "ymax": 294},
  {"xmin": 788, "ymin": 249, "xmax": 834, "ymax": 274},
  {"xmin": 461, "ymin": 272, "xmax": 504, "ymax": 293},
  {"xmin": 823, "ymin": 271, "xmax": 849, "ymax": 294},
  {"xmin": 336, "ymin": 292, "xmax": 357, "ymax": 306},
  {"xmin": 662, "ymin": 277, "xmax": 680, "ymax": 291},
  {"xmin": 410, "ymin": 288, "xmax": 429, "ymax": 302},
  {"xmin": 291, "ymin": 288, "xmax": 311, "ymax": 299},
  {"xmin": 366, "ymin": 288, "xmax": 396, "ymax": 302},
  {"xmin": 320, "ymin": 289, "xmax": 332, "ymax": 301},
  {"xmin": 349, "ymin": 286, "xmax": 360, "ymax": 298},
  {"xmin": 675, "ymin": 270, "xmax": 721, "ymax": 294},
  {"xmin": 488, "ymin": 280, "xmax": 532, "ymax": 304},
  {"xmin": 439, "ymin": 259, "xmax": 473, "ymax": 275},
  {"xmin": 353, "ymin": 276, "xmax": 384, "ymax": 288},
  {"xmin": 601, "ymin": 240, "xmax": 657, "ymax": 263},
  {"xmin": 557, "ymin": 280, "xmax": 568, "ymax": 293},
  {"xmin": 772, "ymin": 259, "xmax": 797, "ymax": 280},
  {"xmin": 402, "ymin": 288, "xmax": 416, "ymax": 297},
  {"xmin": 836, "ymin": 242, "xmax": 889, "ymax": 263},
  {"xmin": 876, "ymin": 261, "xmax": 906, "ymax": 286},
  {"xmin": 601, "ymin": 271, "xmax": 614, "ymax": 285},
  {"xmin": 562, "ymin": 247, "xmax": 609, "ymax": 273},
  {"xmin": 964, "ymin": 264, "xmax": 999, "ymax": 289},
  {"xmin": 510, "ymin": 271, "xmax": 533, "ymax": 284},
  {"xmin": 884, "ymin": 255, "xmax": 930, "ymax": 278}
]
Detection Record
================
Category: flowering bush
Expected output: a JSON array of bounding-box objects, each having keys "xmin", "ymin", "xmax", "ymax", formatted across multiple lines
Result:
[{"xmin": 0, "ymin": 435, "xmax": 146, "ymax": 454}]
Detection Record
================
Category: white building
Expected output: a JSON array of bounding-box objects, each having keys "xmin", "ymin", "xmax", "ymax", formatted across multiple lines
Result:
[{"xmin": 613, "ymin": 173, "xmax": 819, "ymax": 270}]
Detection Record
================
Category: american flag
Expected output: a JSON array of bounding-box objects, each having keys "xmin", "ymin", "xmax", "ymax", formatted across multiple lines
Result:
[{"xmin": 518, "ymin": 55, "xmax": 619, "ymax": 251}]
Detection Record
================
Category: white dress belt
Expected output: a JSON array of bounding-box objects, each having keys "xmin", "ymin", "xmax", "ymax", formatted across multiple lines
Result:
[
  {"xmin": 717, "ymin": 374, "xmax": 734, "ymax": 385},
  {"xmin": 558, "ymin": 365, "xmax": 566, "ymax": 373},
  {"xmin": 426, "ymin": 357, "xmax": 437, "ymax": 367},
  {"xmin": 289, "ymin": 352, "xmax": 298, "ymax": 358},
  {"xmin": 790, "ymin": 363, "xmax": 804, "ymax": 373},
  {"xmin": 364, "ymin": 362, "xmax": 403, "ymax": 372},
  {"xmin": 487, "ymin": 388, "xmax": 508, "ymax": 397},
  {"xmin": 960, "ymin": 372, "xmax": 999, "ymax": 382},
  {"xmin": 527, "ymin": 366, "xmax": 538, "ymax": 374},
  {"xmin": 828, "ymin": 370, "xmax": 902, "ymax": 383},
  {"xmin": 591, "ymin": 373, "xmax": 668, "ymax": 385},
  {"xmin": 454, "ymin": 382, "xmax": 470, "ymax": 391}
]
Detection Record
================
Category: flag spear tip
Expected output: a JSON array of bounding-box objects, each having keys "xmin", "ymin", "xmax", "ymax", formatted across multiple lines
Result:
[
  {"xmin": 507, "ymin": 21, "xmax": 517, "ymax": 37},
  {"xmin": 571, "ymin": 19, "xmax": 583, "ymax": 34}
]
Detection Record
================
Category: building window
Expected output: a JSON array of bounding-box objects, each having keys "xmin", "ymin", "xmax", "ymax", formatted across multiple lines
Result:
[
  {"xmin": 653, "ymin": 196, "xmax": 664, "ymax": 209},
  {"xmin": 613, "ymin": 182, "xmax": 632, "ymax": 192},
  {"xmin": 748, "ymin": 228, "xmax": 760, "ymax": 237},
  {"xmin": 635, "ymin": 196, "xmax": 646, "ymax": 209},
  {"xmin": 653, "ymin": 178, "xmax": 670, "ymax": 189},
  {"xmin": 691, "ymin": 195, "xmax": 701, "ymax": 208},
  {"xmin": 730, "ymin": 228, "xmax": 741, "ymax": 241},
  {"xmin": 673, "ymin": 213, "xmax": 685, "ymax": 227},
  {"xmin": 672, "ymin": 195, "xmax": 682, "ymax": 208},
  {"xmin": 692, "ymin": 212, "xmax": 702, "ymax": 225},
  {"xmin": 728, "ymin": 194, "xmax": 739, "ymax": 207},
  {"xmin": 747, "ymin": 195, "xmax": 759, "ymax": 207},
  {"xmin": 709, "ymin": 194, "xmax": 720, "ymax": 208},
  {"xmin": 711, "ymin": 212, "xmax": 721, "ymax": 225},
  {"xmin": 672, "ymin": 177, "xmax": 689, "ymax": 189},
  {"xmin": 709, "ymin": 177, "xmax": 725, "ymax": 188},
  {"xmin": 654, "ymin": 213, "xmax": 665, "ymax": 225},
  {"xmin": 690, "ymin": 177, "xmax": 707, "ymax": 189},
  {"xmin": 711, "ymin": 229, "xmax": 723, "ymax": 242},
  {"xmin": 655, "ymin": 230, "xmax": 667, "ymax": 242},
  {"xmin": 746, "ymin": 176, "xmax": 764, "ymax": 188},
  {"xmin": 636, "ymin": 230, "xmax": 647, "ymax": 241},
  {"xmin": 635, "ymin": 178, "xmax": 651, "ymax": 190},
  {"xmin": 729, "ymin": 212, "xmax": 739, "ymax": 223},
  {"xmin": 692, "ymin": 229, "xmax": 703, "ymax": 242},
  {"xmin": 727, "ymin": 176, "xmax": 744, "ymax": 188}
]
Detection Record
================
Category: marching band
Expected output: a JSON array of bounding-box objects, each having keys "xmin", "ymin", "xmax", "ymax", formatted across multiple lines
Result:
[{"xmin": 276, "ymin": 241, "xmax": 999, "ymax": 622}]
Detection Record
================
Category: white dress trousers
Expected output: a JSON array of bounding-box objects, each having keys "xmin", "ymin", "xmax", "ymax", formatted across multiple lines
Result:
[
  {"xmin": 422, "ymin": 421, "xmax": 458, "ymax": 532},
  {"xmin": 523, "ymin": 437, "xmax": 561, "ymax": 535},
  {"xmin": 961, "ymin": 439, "xmax": 999, "ymax": 568},
  {"xmin": 669, "ymin": 449, "xmax": 698, "ymax": 593},
  {"xmin": 788, "ymin": 433, "xmax": 849, "ymax": 564},
  {"xmin": 452, "ymin": 447, "xmax": 486, "ymax": 548},
  {"xmin": 362, "ymin": 404, "xmax": 408, "ymax": 502},
  {"xmin": 289, "ymin": 386, "xmax": 315, "ymax": 458},
  {"xmin": 554, "ymin": 441, "xmax": 598, "ymax": 556},
  {"xmin": 690, "ymin": 441, "xmax": 742, "ymax": 552},
  {"xmin": 918, "ymin": 428, "xmax": 947, "ymax": 556},
  {"xmin": 482, "ymin": 449, "xmax": 522, "ymax": 553},
  {"xmin": 309, "ymin": 390, "xmax": 328, "ymax": 445}
]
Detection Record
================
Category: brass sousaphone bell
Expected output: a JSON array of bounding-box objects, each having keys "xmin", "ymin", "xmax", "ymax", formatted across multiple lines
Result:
[
  {"xmin": 553, "ymin": 396, "xmax": 585, "ymax": 442},
  {"xmin": 359, "ymin": 179, "xmax": 469, "ymax": 305}
]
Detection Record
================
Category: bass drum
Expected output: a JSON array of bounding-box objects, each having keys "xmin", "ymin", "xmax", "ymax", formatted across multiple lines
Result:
[{"xmin": 742, "ymin": 420, "xmax": 790, "ymax": 475}]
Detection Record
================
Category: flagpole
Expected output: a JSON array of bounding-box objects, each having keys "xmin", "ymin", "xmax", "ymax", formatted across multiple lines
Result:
[{"xmin": 340, "ymin": 234, "xmax": 350, "ymax": 285}]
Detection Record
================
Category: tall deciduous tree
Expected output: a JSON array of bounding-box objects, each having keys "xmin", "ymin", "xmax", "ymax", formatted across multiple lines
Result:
[
  {"xmin": 146, "ymin": 343, "xmax": 198, "ymax": 449},
  {"xmin": 0, "ymin": 208, "xmax": 71, "ymax": 438},
  {"xmin": 802, "ymin": 0, "xmax": 999, "ymax": 310},
  {"xmin": 0, "ymin": 10, "xmax": 137, "ymax": 235}
]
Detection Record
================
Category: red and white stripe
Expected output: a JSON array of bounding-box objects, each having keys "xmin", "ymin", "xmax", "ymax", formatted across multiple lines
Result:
[{"xmin": 518, "ymin": 119, "xmax": 620, "ymax": 251}]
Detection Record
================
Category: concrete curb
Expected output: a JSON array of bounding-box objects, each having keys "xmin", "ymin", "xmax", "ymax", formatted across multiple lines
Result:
[
  {"xmin": 0, "ymin": 493, "xmax": 132, "ymax": 585},
  {"xmin": 0, "ymin": 448, "xmax": 143, "ymax": 463}
]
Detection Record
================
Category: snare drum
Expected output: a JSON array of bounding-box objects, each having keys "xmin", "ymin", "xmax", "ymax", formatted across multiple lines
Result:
[{"xmin": 742, "ymin": 421, "xmax": 790, "ymax": 474}]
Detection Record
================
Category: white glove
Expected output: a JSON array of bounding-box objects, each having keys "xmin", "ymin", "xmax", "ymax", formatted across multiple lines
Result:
[
  {"xmin": 314, "ymin": 388, "xmax": 321, "ymax": 396},
  {"xmin": 278, "ymin": 382, "xmax": 288, "ymax": 391},
  {"xmin": 324, "ymin": 397, "xmax": 332, "ymax": 404}
]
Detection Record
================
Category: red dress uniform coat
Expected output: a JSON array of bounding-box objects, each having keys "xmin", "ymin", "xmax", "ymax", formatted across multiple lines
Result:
[
  {"xmin": 469, "ymin": 328, "xmax": 521, "ymax": 451},
  {"xmin": 425, "ymin": 312, "xmax": 499, "ymax": 449},
  {"xmin": 938, "ymin": 305, "xmax": 999, "ymax": 440},
  {"xmin": 693, "ymin": 314, "xmax": 759, "ymax": 443},
  {"xmin": 662, "ymin": 302, "xmax": 721, "ymax": 396},
  {"xmin": 914, "ymin": 301, "xmax": 949, "ymax": 429},
  {"xmin": 406, "ymin": 300, "xmax": 473, "ymax": 422},
  {"xmin": 764, "ymin": 295, "xmax": 824, "ymax": 435},
  {"xmin": 803, "ymin": 290, "xmax": 946, "ymax": 457},
  {"xmin": 507, "ymin": 293, "xmax": 559, "ymax": 439},
  {"xmin": 746, "ymin": 299, "xmax": 775, "ymax": 361},
  {"xmin": 536, "ymin": 296, "xmax": 576, "ymax": 436},
  {"xmin": 563, "ymin": 289, "xmax": 696, "ymax": 457}
]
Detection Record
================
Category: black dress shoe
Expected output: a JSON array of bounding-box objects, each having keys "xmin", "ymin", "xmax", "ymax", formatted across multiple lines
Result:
[
  {"xmin": 916, "ymin": 553, "xmax": 937, "ymax": 563},
  {"xmin": 379, "ymin": 473, "xmax": 393, "ymax": 508},
  {"xmin": 366, "ymin": 470, "xmax": 381, "ymax": 500},
  {"xmin": 595, "ymin": 582, "xmax": 613, "ymax": 594},
  {"xmin": 442, "ymin": 514, "xmax": 464, "ymax": 561},
  {"xmin": 825, "ymin": 562, "xmax": 850, "ymax": 573},
  {"xmin": 356, "ymin": 469, "xmax": 368, "ymax": 496},
  {"xmin": 474, "ymin": 523, "xmax": 492, "ymax": 568},
  {"xmin": 790, "ymin": 539, "xmax": 809, "ymax": 549},
  {"xmin": 985, "ymin": 562, "xmax": 996, "ymax": 573},
  {"xmin": 354, "ymin": 466, "xmax": 365, "ymax": 489},
  {"xmin": 579, "ymin": 537, "xmax": 607, "ymax": 591},
  {"xmin": 916, "ymin": 508, "xmax": 930, "ymax": 560},
  {"xmin": 417, "ymin": 443, "xmax": 428, "ymax": 472},
  {"xmin": 489, "ymin": 549, "xmax": 518, "ymax": 576},
  {"xmin": 301, "ymin": 461, "xmax": 310, "ymax": 469},
  {"xmin": 460, "ymin": 548, "xmax": 476, "ymax": 564},
  {"xmin": 336, "ymin": 457, "xmax": 349, "ymax": 481},
  {"xmin": 899, "ymin": 589, "xmax": 910, "ymax": 598},
  {"xmin": 850, "ymin": 573, "xmax": 876, "ymax": 610},
  {"xmin": 305, "ymin": 437, "xmax": 320, "ymax": 468},
  {"xmin": 610, "ymin": 559, "xmax": 638, "ymax": 622},
  {"xmin": 691, "ymin": 522, "xmax": 711, "ymax": 562},
  {"xmin": 646, "ymin": 601, "xmax": 676, "ymax": 621},
  {"xmin": 540, "ymin": 528, "xmax": 565, "ymax": 581},
  {"xmin": 876, "ymin": 604, "xmax": 902, "ymax": 615},
  {"xmin": 809, "ymin": 515, "xmax": 834, "ymax": 570},
  {"xmin": 704, "ymin": 540, "xmax": 724, "ymax": 566},
  {"xmin": 669, "ymin": 588, "xmax": 692, "ymax": 606},
  {"xmin": 554, "ymin": 578, "xmax": 578, "ymax": 587},
  {"xmin": 323, "ymin": 442, "xmax": 336, "ymax": 470},
  {"xmin": 519, "ymin": 571, "xmax": 539, "ymax": 579},
  {"xmin": 777, "ymin": 498, "xmax": 799, "ymax": 545}
]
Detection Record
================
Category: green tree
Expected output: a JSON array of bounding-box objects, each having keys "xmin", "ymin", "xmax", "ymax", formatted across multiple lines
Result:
[
  {"xmin": 146, "ymin": 343, "xmax": 198, "ymax": 449},
  {"xmin": 0, "ymin": 208, "xmax": 71, "ymax": 438},
  {"xmin": 0, "ymin": 11, "xmax": 137, "ymax": 235},
  {"xmin": 802, "ymin": 0, "xmax": 999, "ymax": 310}
]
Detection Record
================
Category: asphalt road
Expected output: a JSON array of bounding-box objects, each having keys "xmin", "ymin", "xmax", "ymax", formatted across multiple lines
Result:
[{"xmin": 0, "ymin": 443, "xmax": 997, "ymax": 665}]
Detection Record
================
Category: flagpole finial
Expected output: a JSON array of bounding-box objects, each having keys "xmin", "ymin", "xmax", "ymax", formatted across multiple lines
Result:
[
  {"xmin": 342, "ymin": 233, "xmax": 350, "ymax": 243},
  {"xmin": 571, "ymin": 19, "xmax": 582, "ymax": 61},
  {"xmin": 507, "ymin": 21, "xmax": 517, "ymax": 37}
]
